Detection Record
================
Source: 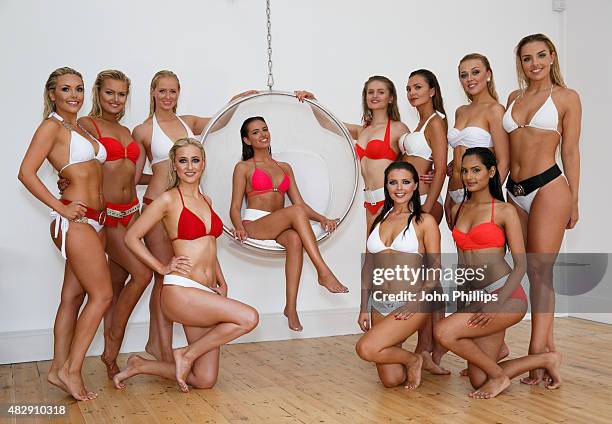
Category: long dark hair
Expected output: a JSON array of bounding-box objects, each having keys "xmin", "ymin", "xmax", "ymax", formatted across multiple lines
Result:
[
  {"xmin": 369, "ymin": 161, "xmax": 422, "ymax": 235},
  {"xmin": 240, "ymin": 116, "xmax": 271, "ymax": 161},
  {"xmin": 409, "ymin": 69, "xmax": 447, "ymax": 119},
  {"xmin": 453, "ymin": 147, "xmax": 505, "ymax": 225}
]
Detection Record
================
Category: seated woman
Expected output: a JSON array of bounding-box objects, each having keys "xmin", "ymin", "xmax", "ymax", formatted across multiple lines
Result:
[
  {"xmin": 118, "ymin": 138, "xmax": 258, "ymax": 393},
  {"xmin": 356, "ymin": 161, "xmax": 448, "ymax": 390},
  {"xmin": 230, "ymin": 116, "xmax": 348, "ymax": 332},
  {"xmin": 434, "ymin": 147, "xmax": 561, "ymax": 399}
]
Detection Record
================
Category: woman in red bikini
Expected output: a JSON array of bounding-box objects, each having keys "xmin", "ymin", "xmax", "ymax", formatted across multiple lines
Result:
[
  {"xmin": 117, "ymin": 138, "xmax": 258, "ymax": 393},
  {"xmin": 230, "ymin": 116, "xmax": 348, "ymax": 332},
  {"xmin": 132, "ymin": 70, "xmax": 255, "ymax": 362},
  {"xmin": 295, "ymin": 76, "xmax": 409, "ymax": 238},
  {"xmin": 503, "ymin": 34, "xmax": 581, "ymax": 385},
  {"xmin": 18, "ymin": 67, "xmax": 112, "ymax": 401},
  {"xmin": 74, "ymin": 70, "xmax": 152, "ymax": 379},
  {"xmin": 434, "ymin": 147, "xmax": 562, "ymax": 399}
]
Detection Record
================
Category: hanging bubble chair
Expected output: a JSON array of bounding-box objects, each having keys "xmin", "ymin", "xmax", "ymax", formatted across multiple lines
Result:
[{"xmin": 199, "ymin": 91, "xmax": 359, "ymax": 252}]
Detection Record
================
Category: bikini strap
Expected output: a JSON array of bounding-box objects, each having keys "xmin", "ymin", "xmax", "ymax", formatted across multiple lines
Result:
[
  {"xmin": 273, "ymin": 160, "xmax": 287, "ymax": 176},
  {"xmin": 384, "ymin": 119, "xmax": 391, "ymax": 143},
  {"xmin": 177, "ymin": 187, "xmax": 185, "ymax": 206},
  {"xmin": 88, "ymin": 117, "xmax": 103, "ymax": 139}
]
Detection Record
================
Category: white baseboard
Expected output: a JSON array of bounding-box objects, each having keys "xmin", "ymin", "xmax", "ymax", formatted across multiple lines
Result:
[
  {"xmin": 0, "ymin": 307, "xmax": 362, "ymax": 365},
  {"xmin": 569, "ymin": 313, "xmax": 612, "ymax": 324}
]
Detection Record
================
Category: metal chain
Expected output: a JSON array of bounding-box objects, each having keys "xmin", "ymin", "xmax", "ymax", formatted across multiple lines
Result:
[{"xmin": 266, "ymin": 0, "xmax": 274, "ymax": 90}]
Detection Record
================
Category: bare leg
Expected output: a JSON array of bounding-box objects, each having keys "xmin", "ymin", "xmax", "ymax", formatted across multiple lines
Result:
[
  {"xmin": 101, "ymin": 258, "xmax": 128, "ymax": 378},
  {"xmin": 161, "ymin": 286, "xmax": 258, "ymax": 392},
  {"xmin": 50, "ymin": 223, "xmax": 112, "ymax": 401},
  {"xmin": 102, "ymin": 223, "xmax": 153, "ymax": 378},
  {"xmin": 276, "ymin": 229, "xmax": 304, "ymax": 331},
  {"xmin": 435, "ymin": 306, "xmax": 526, "ymax": 399},
  {"xmin": 356, "ymin": 312, "xmax": 429, "ymax": 390},
  {"xmin": 460, "ymin": 340, "xmax": 509, "ymax": 377},
  {"xmin": 244, "ymin": 204, "xmax": 347, "ymax": 293},
  {"xmin": 47, "ymin": 261, "xmax": 85, "ymax": 393},
  {"xmin": 523, "ymin": 178, "xmax": 571, "ymax": 384},
  {"xmin": 143, "ymin": 218, "xmax": 174, "ymax": 361}
]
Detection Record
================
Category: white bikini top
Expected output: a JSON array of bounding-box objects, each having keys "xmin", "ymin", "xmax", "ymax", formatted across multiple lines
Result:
[
  {"xmin": 50, "ymin": 113, "xmax": 106, "ymax": 174},
  {"xmin": 398, "ymin": 111, "xmax": 444, "ymax": 161},
  {"xmin": 502, "ymin": 86, "xmax": 560, "ymax": 136},
  {"xmin": 447, "ymin": 126, "xmax": 493, "ymax": 149},
  {"xmin": 366, "ymin": 210, "xmax": 420, "ymax": 254},
  {"xmin": 150, "ymin": 113, "xmax": 195, "ymax": 165}
]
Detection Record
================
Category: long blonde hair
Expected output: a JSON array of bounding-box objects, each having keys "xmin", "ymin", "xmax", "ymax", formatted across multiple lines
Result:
[
  {"xmin": 515, "ymin": 33, "xmax": 566, "ymax": 90},
  {"xmin": 459, "ymin": 53, "xmax": 499, "ymax": 102},
  {"xmin": 89, "ymin": 69, "xmax": 131, "ymax": 121},
  {"xmin": 361, "ymin": 76, "xmax": 401, "ymax": 125},
  {"xmin": 149, "ymin": 70, "xmax": 180, "ymax": 118},
  {"xmin": 167, "ymin": 138, "xmax": 206, "ymax": 189},
  {"xmin": 43, "ymin": 67, "xmax": 83, "ymax": 120}
]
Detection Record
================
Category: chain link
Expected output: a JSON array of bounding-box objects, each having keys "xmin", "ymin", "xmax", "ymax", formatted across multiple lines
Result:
[{"xmin": 266, "ymin": 0, "xmax": 274, "ymax": 90}]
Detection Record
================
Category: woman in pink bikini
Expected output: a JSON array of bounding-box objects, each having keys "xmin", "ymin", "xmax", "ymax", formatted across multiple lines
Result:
[{"xmin": 230, "ymin": 116, "xmax": 348, "ymax": 332}]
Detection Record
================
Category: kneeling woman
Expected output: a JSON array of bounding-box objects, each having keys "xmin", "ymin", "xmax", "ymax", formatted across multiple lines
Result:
[
  {"xmin": 356, "ymin": 162, "xmax": 446, "ymax": 390},
  {"xmin": 434, "ymin": 147, "xmax": 561, "ymax": 399},
  {"xmin": 118, "ymin": 138, "xmax": 258, "ymax": 392},
  {"xmin": 230, "ymin": 116, "xmax": 348, "ymax": 332}
]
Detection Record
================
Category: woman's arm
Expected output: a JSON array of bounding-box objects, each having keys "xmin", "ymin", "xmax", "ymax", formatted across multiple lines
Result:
[
  {"xmin": 488, "ymin": 104, "xmax": 510, "ymax": 184},
  {"xmin": 284, "ymin": 163, "xmax": 337, "ymax": 231},
  {"xmin": 229, "ymin": 163, "xmax": 249, "ymax": 241},
  {"xmin": 186, "ymin": 90, "xmax": 259, "ymax": 135},
  {"xmin": 560, "ymin": 88, "xmax": 582, "ymax": 229},
  {"xmin": 490, "ymin": 204, "xmax": 526, "ymax": 305},
  {"xmin": 295, "ymin": 90, "xmax": 361, "ymax": 140},
  {"xmin": 124, "ymin": 192, "xmax": 191, "ymax": 275},
  {"xmin": 423, "ymin": 118, "xmax": 448, "ymax": 213},
  {"xmin": 358, "ymin": 251, "xmax": 374, "ymax": 332},
  {"xmin": 134, "ymin": 138, "xmax": 148, "ymax": 186},
  {"xmin": 215, "ymin": 258, "xmax": 228, "ymax": 297},
  {"xmin": 18, "ymin": 121, "xmax": 86, "ymax": 219}
]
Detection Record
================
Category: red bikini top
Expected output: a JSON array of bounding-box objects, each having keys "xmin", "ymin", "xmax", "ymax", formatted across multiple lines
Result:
[
  {"xmin": 452, "ymin": 198, "xmax": 505, "ymax": 250},
  {"xmin": 171, "ymin": 187, "xmax": 223, "ymax": 241},
  {"xmin": 246, "ymin": 159, "xmax": 291, "ymax": 198},
  {"xmin": 355, "ymin": 119, "xmax": 397, "ymax": 161},
  {"xmin": 89, "ymin": 117, "xmax": 140, "ymax": 164}
]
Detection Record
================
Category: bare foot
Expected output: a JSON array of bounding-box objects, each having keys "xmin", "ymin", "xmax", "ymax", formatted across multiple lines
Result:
[
  {"xmin": 100, "ymin": 353, "xmax": 121, "ymax": 379},
  {"xmin": 58, "ymin": 365, "xmax": 96, "ymax": 401},
  {"xmin": 112, "ymin": 354, "xmax": 145, "ymax": 390},
  {"xmin": 145, "ymin": 340, "xmax": 162, "ymax": 361},
  {"xmin": 432, "ymin": 343, "xmax": 447, "ymax": 366},
  {"xmin": 318, "ymin": 272, "xmax": 349, "ymax": 293},
  {"xmin": 544, "ymin": 352, "xmax": 562, "ymax": 390},
  {"xmin": 420, "ymin": 351, "xmax": 450, "ymax": 375},
  {"xmin": 461, "ymin": 343, "xmax": 510, "ymax": 376},
  {"xmin": 498, "ymin": 342, "xmax": 510, "ymax": 361},
  {"xmin": 173, "ymin": 347, "xmax": 192, "ymax": 393},
  {"xmin": 404, "ymin": 354, "xmax": 423, "ymax": 390},
  {"xmin": 469, "ymin": 375, "xmax": 511, "ymax": 399},
  {"xmin": 283, "ymin": 307, "xmax": 303, "ymax": 332},
  {"xmin": 520, "ymin": 368, "xmax": 544, "ymax": 385},
  {"xmin": 47, "ymin": 368, "xmax": 69, "ymax": 393}
]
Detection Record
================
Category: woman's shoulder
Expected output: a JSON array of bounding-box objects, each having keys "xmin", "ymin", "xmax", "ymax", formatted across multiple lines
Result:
[
  {"xmin": 554, "ymin": 86, "xmax": 580, "ymax": 103},
  {"xmin": 390, "ymin": 119, "xmax": 410, "ymax": 134}
]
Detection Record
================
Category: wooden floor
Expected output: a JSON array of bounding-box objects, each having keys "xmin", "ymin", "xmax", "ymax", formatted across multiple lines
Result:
[{"xmin": 1, "ymin": 317, "xmax": 611, "ymax": 424}]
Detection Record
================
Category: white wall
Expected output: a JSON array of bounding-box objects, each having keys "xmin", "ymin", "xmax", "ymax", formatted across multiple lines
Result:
[
  {"xmin": 0, "ymin": 0, "xmax": 578, "ymax": 363},
  {"xmin": 564, "ymin": 0, "xmax": 612, "ymax": 323}
]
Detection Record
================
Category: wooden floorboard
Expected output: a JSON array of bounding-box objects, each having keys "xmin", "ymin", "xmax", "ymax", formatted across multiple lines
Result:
[{"xmin": 1, "ymin": 317, "xmax": 611, "ymax": 424}]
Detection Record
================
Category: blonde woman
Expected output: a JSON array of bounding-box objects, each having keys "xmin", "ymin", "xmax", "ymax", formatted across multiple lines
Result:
[
  {"xmin": 75, "ymin": 70, "xmax": 152, "ymax": 379},
  {"xmin": 503, "ymin": 33, "xmax": 581, "ymax": 385},
  {"xmin": 132, "ymin": 70, "xmax": 254, "ymax": 361},
  {"xmin": 446, "ymin": 54, "xmax": 509, "ymax": 226},
  {"xmin": 18, "ymin": 67, "xmax": 111, "ymax": 401},
  {"xmin": 118, "ymin": 138, "xmax": 258, "ymax": 392}
]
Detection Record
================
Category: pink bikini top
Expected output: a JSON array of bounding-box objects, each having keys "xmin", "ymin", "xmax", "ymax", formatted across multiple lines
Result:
[{"xmin": 246, "ymin": 159, "xmax": 291, "ymax": 198}]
